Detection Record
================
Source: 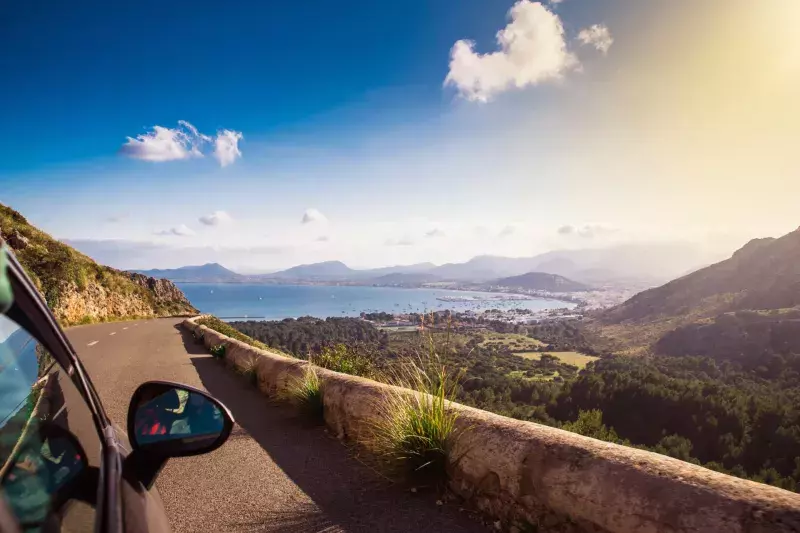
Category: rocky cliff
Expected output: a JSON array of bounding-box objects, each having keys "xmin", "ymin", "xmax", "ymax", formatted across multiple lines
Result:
[{"xmin": 0, "ymin": 203, "xmax": 197, "ymax": 325}]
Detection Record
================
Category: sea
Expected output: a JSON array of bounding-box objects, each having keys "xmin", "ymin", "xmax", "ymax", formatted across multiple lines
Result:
[{"xmin": 176, "ymin": 283, "xmax": 574, "ymax": 321}]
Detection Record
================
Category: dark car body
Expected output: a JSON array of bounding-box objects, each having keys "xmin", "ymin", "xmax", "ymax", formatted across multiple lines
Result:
[{"xmin": 0, "ymin": 247, "xmax": 231, "ymax": 532}]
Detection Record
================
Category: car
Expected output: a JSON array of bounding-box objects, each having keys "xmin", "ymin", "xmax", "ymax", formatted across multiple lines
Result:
[{"xmin": 0, "ymin": 244, "xmax": 235, "ymax": 532}]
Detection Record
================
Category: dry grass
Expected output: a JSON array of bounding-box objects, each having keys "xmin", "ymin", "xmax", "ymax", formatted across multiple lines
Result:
[
  {"xmin": 279, "ymin": 366, "xmax": 324, "ymax": 422},
  {"xmin": 366, "ymin": 317, "xmax": 464, "ymax": 486}
]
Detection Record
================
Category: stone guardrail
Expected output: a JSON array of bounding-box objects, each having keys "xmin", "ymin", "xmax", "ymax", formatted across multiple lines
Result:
[{"xmin": 183, "ymin": 317, "xmax": 800, "ymax": 533}]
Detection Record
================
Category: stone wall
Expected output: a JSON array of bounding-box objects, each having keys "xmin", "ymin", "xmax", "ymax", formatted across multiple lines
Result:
[{"xmin": 184, "ymin": 317, "xmax": 800, "ymax": 533}]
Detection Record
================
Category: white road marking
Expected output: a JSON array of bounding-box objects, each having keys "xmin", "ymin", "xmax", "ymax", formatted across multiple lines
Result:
[
  {"xmin": 109, "ymin": 332, "xmax": 116, "ymax": 336},
  {"xmin": 87, "ymin": 341, "xmax": 99, "ymax": 346}
]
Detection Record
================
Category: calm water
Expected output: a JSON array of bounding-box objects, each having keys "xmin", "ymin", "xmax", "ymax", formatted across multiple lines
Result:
[{"xmin": 177, "ymin": 283, "xmax": 574, "ymax": 320}]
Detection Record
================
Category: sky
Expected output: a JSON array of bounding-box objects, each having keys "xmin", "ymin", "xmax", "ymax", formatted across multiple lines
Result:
[{"xmin": 1, "ymin": 0, "xmax": 798, "ymax": 271}]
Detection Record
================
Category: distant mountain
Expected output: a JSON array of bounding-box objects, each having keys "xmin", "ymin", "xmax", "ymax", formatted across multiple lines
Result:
[
  {"xmin": 424, "ymin": 244, "xmax": 722, "ymax": 286},
  {"xmin": 596, "ymin": 227, "xmax": 800, "ymax": 354},
  {"xmin": 494, "ymin": 272, "xmax": 590, "ymax": 292},
  {"xmin": 134, "ymin": 263, "xmax": 242, "ymax": 282},
  {"xmin": 132, "ymin": 242, "xmax": 730, "ymax": 287},
  {"xmin": 369, "ymin": 272, "xmax": 442, "ymax": 286},
  {"xmin": 268, "ymin": 260, "xmax": 356, "ymax": 280}
]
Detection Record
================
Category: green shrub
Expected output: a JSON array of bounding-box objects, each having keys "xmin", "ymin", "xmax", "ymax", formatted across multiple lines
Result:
[
  {"xmin": 280, "ymin": 366, "xmax": 324, "ymax": 422},
  {"xmin": 313, "ymin": 343, "xmax": 376, "ymax": 378},
  {"xmin": 210, "ymin": 344, "xmax": 227, "ymax": 359}
]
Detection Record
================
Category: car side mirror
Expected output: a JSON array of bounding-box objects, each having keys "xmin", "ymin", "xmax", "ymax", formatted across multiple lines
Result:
[
  {"xmin": 127, "ymin": 381, "xmax": 234, "ymax": 457},
  {"xmin": 125, "ymin": 381, "xmax": 233, "ymax": 487}
]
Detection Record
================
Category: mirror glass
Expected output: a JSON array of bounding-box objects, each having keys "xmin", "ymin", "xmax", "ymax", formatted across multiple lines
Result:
[{"xmin": 131, "ymin": 384, "xmax": 226, "ymax": 456}]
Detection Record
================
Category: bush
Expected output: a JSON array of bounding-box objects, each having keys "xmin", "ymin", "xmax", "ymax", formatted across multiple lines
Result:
[
  {"xmin": 280, "ymin": 366, "xmax": 324, "ymax": 422},
  {"xmin": 196, "ymin": 316, "xmax": 278, "ymax": 353},
  {"xmin": 210, "ymin": 344, "xmax": 226, "ymax": 359}
]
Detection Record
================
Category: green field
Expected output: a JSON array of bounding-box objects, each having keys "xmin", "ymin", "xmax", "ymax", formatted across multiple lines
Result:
[
  {"xmin": 478, "ymin": 332, "xmax": 545, "ymax": 351},
  {"xmin": 514, "ymin": 351, "xmax": 598, "ymax": 369}
]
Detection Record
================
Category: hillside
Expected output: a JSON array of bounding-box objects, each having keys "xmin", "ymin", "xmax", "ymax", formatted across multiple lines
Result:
[
  {"xmin": 495, "ymin": 272, "xmax": 590, "ymax": 292},
  {"xmin": 0, "ymin": 204, "xmax": 197, "ymax": 325},
  {"xmin": 596, "ymin": 227, "xmax": 800, "ymax": 352}
]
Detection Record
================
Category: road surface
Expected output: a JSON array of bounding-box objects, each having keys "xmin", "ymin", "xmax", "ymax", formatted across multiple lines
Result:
[{"xmin": 67, "ymin": 318, "xmax": 487, "ymax": 532}]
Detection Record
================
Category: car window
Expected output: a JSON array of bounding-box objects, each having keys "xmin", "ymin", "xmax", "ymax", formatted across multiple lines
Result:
[{"xmin": 0, "ymin": 314, "xmax": 101, "ymax": 532}]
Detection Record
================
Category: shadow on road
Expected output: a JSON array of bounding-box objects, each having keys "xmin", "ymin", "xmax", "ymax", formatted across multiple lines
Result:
[{"xmin": 176, "ymin": 327, "xmax": 487, "ymax": 533}]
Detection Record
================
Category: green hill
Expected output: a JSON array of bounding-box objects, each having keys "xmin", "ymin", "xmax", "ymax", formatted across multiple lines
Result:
[
  {"xmin": 596, "ymin": 227, "xmax": 800, "ymax": 354},
  {"xmin": 0, "ymin": 204, "xmax": 197, "ymax": 325}
]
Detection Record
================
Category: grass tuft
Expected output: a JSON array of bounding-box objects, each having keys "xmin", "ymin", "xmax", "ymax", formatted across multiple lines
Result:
[
  {"xmin": 368, "ymin": 317, "xmax": 463, "ymax": 487},
  {"xmin": 237, "ymin": 356, "xmax": 260, "ymax": 387},
  {"xmin": 280, "ymin": 366, "xmax": 325, "ymax": 422}
]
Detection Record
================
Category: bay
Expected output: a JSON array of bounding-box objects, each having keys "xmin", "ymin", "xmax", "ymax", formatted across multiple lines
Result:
[{"xmin": 176, "ymin": 283, "xmax": 574, "ymax": 321}]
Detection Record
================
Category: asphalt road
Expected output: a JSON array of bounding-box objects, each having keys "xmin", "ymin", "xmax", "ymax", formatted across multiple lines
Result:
[{"xmin": 66, "ymin": 318, "xmax": 487, "ymax": 533}]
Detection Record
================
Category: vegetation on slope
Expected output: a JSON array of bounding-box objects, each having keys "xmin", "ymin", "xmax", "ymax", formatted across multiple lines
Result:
[
  {"xmin": 0, "ymin": 204, "xmax": 196, "ymax": 325},
  {"xmin": 223, "ymin": 311, "xmax": 800, "ymax": 492}
]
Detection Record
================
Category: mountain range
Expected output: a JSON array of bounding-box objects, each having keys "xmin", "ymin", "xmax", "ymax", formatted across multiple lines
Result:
[{"xmin": 133, "ymin": 242, "xmax": 721, "ymax": 288}]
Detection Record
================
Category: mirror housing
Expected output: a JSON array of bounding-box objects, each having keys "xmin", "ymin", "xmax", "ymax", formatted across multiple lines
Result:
[{"xmin": 125, "ymin": 381, "xmax": 234, "ymax": 487}]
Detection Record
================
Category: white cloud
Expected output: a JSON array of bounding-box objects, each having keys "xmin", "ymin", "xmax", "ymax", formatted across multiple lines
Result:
[
  {"xmin": 444, "ymin": 0, "xmax": 578, "ymax": 102},
  {"xmin": 121, "ymin": 121, "xmax": 242, "ymax": 166},
  {"xmin": 425, "ymin": 228, "xmax": 446, "ymax": 238},
  {"xmin": 316, "ymin": 235, "xmax": 330, "ymax": 242},
  {"xmin": 120, "ymin": 121, "xmax": 208, "ymax": 162},
  {"xmin": 301, "ymin": 208, "xmax": 328, "ymax": 224},
  {"xmin": 213, "ymin": 130, "xmax": 244, "ymax": 167},
  {"xmin": 577, "ymin": 24, "xmax": 613, "ymax": 55},
  {"xmin": 198, "ymin": 210, "xmax": 233, "ymax": 226},
  {"xmin": 154, "ymin": 224, "xmax": 195, "ymax": 237}
]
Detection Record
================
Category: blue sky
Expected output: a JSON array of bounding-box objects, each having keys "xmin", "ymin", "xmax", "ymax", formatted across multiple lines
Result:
[{"xmin": 1, "ymin": 1, "xmax": 798, "ymax": 271}]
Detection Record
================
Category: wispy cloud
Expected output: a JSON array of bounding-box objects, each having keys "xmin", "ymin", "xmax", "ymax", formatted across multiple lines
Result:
[
  {"xmin": 425, "ymin": 228, "xmax": 446, "ymax": 238},
  {"xmin": 445, "ymin": 0, "xmax": 578, "ymax": 102},
  {"xmin": 577, "ymin": 24, "xmax": 613, "ymax": 54},
  {"xmin": 557, "ymin": 225, "xmax": 575, "ymax": 235},
  {"xmin": 213, "ymin": 130, "xmax": 243, "ymax": 167},
  {"xmin": 557, "ymin": 224, "xmax": 617, "ymax": 238},
  {"xmin": 301, "ymin": 208, "xmax": 327, "ymax": 224},
  {"xmin": 498, "ymin": 225, "xmax": 516, "ymax": 237},
  {"xmin": 120, "ymin": 121, "xmax": 243, "ymax": 167},
  {"xmin": 385, "ymin": 237, "xmax": 414, "ymax": 246},
  {"xmin": 154, "ymin": 224, "xmax": 195, "ymax": 237},
  {"xmin": 198, "ymin": 210, "xmax": 233, "ymax": 226}
]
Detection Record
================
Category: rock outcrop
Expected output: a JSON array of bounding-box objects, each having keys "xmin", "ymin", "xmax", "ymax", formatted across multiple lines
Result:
[{"xmin": 1, "ymin": 203, "xmax": 198, "ymax": 325}]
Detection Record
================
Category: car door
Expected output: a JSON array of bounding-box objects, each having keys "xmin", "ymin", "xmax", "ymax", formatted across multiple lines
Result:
[{"xmin": 0, "ymin": 293, "xmax": 105, "ymax": 531}]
